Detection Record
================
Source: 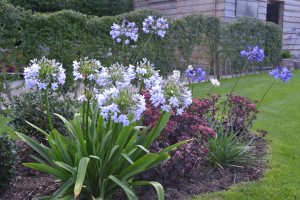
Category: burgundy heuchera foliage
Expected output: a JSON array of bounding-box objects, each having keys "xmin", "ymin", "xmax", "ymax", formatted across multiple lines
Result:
[{"xmin": 141, "ymin": 90, "xmax": 218, "ymax": 184}]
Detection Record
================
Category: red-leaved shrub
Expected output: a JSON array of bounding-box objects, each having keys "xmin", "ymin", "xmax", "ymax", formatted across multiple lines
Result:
[
  {"xmin": 141, "ymin": 90, "xmax": 218, "ymax": 184},
  {"xmin": 221, "ymin": 94, "xmax": 259, "ymax": 133}
]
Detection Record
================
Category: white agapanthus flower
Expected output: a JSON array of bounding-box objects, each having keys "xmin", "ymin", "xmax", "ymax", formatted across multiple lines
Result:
[
  {"xmin": 188, "ymin": 65, "xmax": 193, "ymax": 70},
  {"xmin": 210, "ymin": 79, "xmax": 220, "ymax": 87},
  {"xmin": 72, "ymin": 57, "xmax": 102, "ymax": 81},
  {"xmin": 149, "ymin": 75, "xmax": 192, "ymax": 115},
  {"xmin": 96, "ymin": 63, "xmax": 135, "ymax": 87},
  {"xmin": 136, "ymin": 58, "xmax": 162, "ymax": 89},
  {"xmin": 169, "ymin": 70, "xmax": 180, "ymax": 80},
  {"xmin": 95, "ymin": 84, "xmax": 146, "ymax": 126},
  {"xmin": 24, "ymin": 56, "xmax": 66, "ymax": 90}
]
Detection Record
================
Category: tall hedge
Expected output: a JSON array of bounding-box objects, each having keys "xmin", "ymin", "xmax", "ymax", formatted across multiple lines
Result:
[{"xmin": 0, "ymin": 0, "xmax": 283, "ymax": 96}]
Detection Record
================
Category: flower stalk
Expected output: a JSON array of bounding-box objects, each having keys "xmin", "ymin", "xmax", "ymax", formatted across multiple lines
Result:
[{"xmin": 44, "ymin": 89, "xmax": 53, "ymax": 133}]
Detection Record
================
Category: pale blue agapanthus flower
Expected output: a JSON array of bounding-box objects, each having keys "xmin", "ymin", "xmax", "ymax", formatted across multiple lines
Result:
[
  {"xmin": 241, "ymin": 45, "xmax": 264, "ymax": 63},
  {"xmin": 24, "ymin": 57, "xmax": 66, "ymax": 91},
  {"xmin": 110, "ymin": 20, "xmax": 138, "ymax": 44},
  {"xmin": 184, "ymin": 65, "xmax": 206, "ymax": 82},
  {"xmin": 291, "ymin": 27, "xmax": 297, "ymax": 32},
  {"xmin": 149, "ymin": 72, "xmax": 192, "ymax": 114},
  {"xmin": 269, "ymin": 67, "xmax": 292, "ymax": 82},
  {"xmin": 142, "ymin": 16, "xmax": 168, "ymax": 38},
  {"xmin": 95, "ymin": 84, "xmax": 146, "ymax": 126}
]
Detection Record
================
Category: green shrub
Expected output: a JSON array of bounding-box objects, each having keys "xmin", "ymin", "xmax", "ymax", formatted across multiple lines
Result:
[
  {"xmin": 0, "ymin": 131, "xmax": 21, "ymax": 186},
  {"xmin": 205, "ymin": 119, "xmax": 264, "ymax": 173},
  {"xmin": 8, "ymin": 91, "xmax": 79, "ymax": 141}
]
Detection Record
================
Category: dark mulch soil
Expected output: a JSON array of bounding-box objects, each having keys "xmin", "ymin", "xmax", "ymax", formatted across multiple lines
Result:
[
  {"xmin": 0, "ymin": 135, "xmax": 268, "ymax": 200},
  {"xmin": 112, "ymin": 135, "xmax": 269, "ymax": 200},
  {"xmin": 0, "ymin": 139, "xmax": 61, "ymax": 200}
]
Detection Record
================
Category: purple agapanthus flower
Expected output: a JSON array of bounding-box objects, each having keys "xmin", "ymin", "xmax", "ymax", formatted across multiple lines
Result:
[
  {"xmin": 291, "ymin": 27, "xmax": 297, "ymax": 32},
  {"xmin": 142, "ymin": 16, "xmax": 168, "ymax": 38},
  {"xmin": 287, "ymin": 35, "xmax": 293, "ymax": 40},
  {"xmin": 110, "ymin": 20, "xmax": 138, "ymax": 44},
  {"xmin": 241, "ymin": 45, "xmax": 264, "ymax": 63},
  {"xmin": 269, "ymin": 67, "xmax": 292, "ymax": 82},
  {"xmin": 296, "ymin": 32, "xmax": 300, "ymax": 37},
  {"xmin": 185, "ymin": 66, "xmax": 206, "ymax": 82}
]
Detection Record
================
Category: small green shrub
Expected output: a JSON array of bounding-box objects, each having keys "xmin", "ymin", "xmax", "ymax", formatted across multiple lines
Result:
[
  {"xmin": 0, "ymin": 131, "xmax": 21, "ymax": 186},
  {"xmin": 8, "ymin": 91, "xmax": 79, "ymax": 141},
  {"xmin": 281, "ymin": 50, "xmax": 292, "ymax": 59},
  {"xmin": 205, "ymin": 119, "xmax": 264, "ymax": 173}
]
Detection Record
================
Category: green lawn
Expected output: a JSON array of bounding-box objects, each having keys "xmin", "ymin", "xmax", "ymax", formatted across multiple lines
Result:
[
  {"xmin": 0, "ymin": 109, "xmax": 16, "ymax": 137},
  {"xmin": 190, "ymin": 70, "xmax": 300, "ymax": 200}
]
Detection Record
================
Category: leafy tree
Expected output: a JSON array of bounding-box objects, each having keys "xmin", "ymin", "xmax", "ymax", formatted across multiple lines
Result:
[
  {"xmin": 7, "ymin": 0, "xmax": 133, "ymax": 16},
  {"xmin": 244, "ymin": 3, "xmax": 253, "ymax": 17}
]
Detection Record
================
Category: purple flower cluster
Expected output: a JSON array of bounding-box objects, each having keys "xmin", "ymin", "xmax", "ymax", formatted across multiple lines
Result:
[
  {"xmin": 241, "ymin": 45, "xmax": 264, "ymax": 63},
  {"xmin": 142, "ymin": 16, "xmax": 168, "ymax": 38},
  {"xmin": 184, "ymin": 66, "xmax": 206, "ymax": 82},
  {"xmin": 269, "ymin": 67, "xmax": 292, "ymax": 82},
  {"xmin": 291, "ymin": 27, "xmax": 297, "ymax": 32},
  {"xmin": 110, "ymin": 20, "xmax": 138, "ymax": 44}
]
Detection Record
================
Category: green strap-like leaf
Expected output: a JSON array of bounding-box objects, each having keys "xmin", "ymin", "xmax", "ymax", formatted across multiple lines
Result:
[
  {"xmin": 23, "ymin": 163, "xmax": 69, "ymax": 182},
  {"xmin": 16, "ymin": 132, "xmax": 53, "ymax": 166},
  {"xmin": 55, "ymin": 162, "xmax": 77, "ymax": 175},
  {"xmin": 51, "ymin": 178, "xmax": 74, "ymax": 200},
  {"xmin": 25, "ymin": 120, "xmax": 50, "ymax": 137},
  {"xmin": 108, "ymin": 175, "xmax": 135, "ymax": 196},
  {"xmin": 129, "ymin": 181, "xmax": 165, "ymax": 200},
  {"xmin": 157, "ymin": 139, "xmax": 192, "ymax": 156},
  {"xmin": 74, "ymin": 157, "xmax": 90, "ymax": 199}
]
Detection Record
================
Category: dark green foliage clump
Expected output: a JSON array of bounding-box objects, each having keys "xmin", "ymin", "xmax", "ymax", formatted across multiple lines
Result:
[
  {"xmin": 0, "ymin": 132, "xmax": 21, "ymax": 186},
  {"xmin": 8, "ymin": 91, "xmax": 79, "ymax": 141}
]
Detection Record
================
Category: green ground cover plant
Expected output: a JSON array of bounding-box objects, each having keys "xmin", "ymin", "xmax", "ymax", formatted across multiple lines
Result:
[
  {"xmin": 190, "ymin": 69, "xmax": 300, "ymax": 200},
  {"xmin": 0, "ymin": 109, "xmax": 15, "ymax": 137}
]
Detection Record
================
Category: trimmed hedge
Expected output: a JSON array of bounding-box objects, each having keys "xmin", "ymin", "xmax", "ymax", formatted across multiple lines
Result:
[{"xmin": 0, "ymin": 0, "xmax": 282, "ymax": 95}]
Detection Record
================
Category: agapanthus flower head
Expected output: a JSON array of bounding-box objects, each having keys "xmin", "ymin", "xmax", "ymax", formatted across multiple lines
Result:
[
  {"xmin": 110, "ymin": 20, "xmax": 139, "ymax": 44},
  {"xmin": 268, "ymin": 67, "xmax": 292, "ymax": 82},
  {"xmin": 96, "ymin": 84, "xmax": 146, "ymax": 126},
  {"xmin": 184, "ymin": 66, "xmax": 206, "ymax": 82},
  {"xmin": 72, "ymin": 57, "xmax": 102, "ymax": 81},
  {"xmin": 136, "ymin": 58, "xmax": 162, "ymax": 89},
  {"xmin": 241, "ymin": 45, "xmax": 264, "ymax": 63},
  {"xmin": 210, "ymin": 79, "xmax": 220, "ymax": 87},
  {"xmin": 149, "ymin": 76, "xmax": 192, "ymax": 114},
  {"xmin": 142, "ymin": 16, "xmax": 168, "ymax": 37},
  {"xmin": 169, "ymin": 70, "xmax": 180, "ymax": 80},
  {"xmin": 291, "ymin": 27, "xmax": 297, "ymax": 32},
  {"xmin": 296, "ymin": 32, "xmax": 300, "ymax": 37},
  {"xmin": 287, "ymin": 35, "xmax": 293, "ymax": 40},
  {"xmin": 96, "ymin": 62, "xmax": 135, "ymax": 87},
  {"xmin": 24, "ymin": 56, "xmax": 65, "ymax": 90}
]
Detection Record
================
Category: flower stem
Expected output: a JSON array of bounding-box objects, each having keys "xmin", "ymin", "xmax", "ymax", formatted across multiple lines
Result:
[
  {"xmin": 139, "ymin": 79, "xmax": 144, "ymax": 94},
  {"xmin": 82, "ymin": 78, "xmax": 87, "ymax": 138},
  {"xmin": 241, "ymin": 79, "xmax": 277, "ymax": 135},
  {"xmin": 44, "ymin": 90, "xmax": 54, "ymax": 133},
  {"xmin": 86, "ymin": 99, "xmax": 90, "ymax": 153},
  {"xmin": 220, "ymin": 60, "xmax": 249, "ymax": 123},
  {"xmin": 133, "ymin": 33, "xmax": 153, "ymax": 65}
]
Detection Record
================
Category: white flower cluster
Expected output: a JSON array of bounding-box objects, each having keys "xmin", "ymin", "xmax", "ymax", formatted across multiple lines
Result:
[
  {"xmin": 142, "ymin": 16, "xmax": 168, "ymax": 38},
  {"xmin": 149, "ymin": 71, "xmax": 192, "ymax": 115},
  {"xmin": 96, "ymin": 85, "xmax": 146, "ymax": 126},
  {"xmin": 73, "ymin": 57, "xmax": 102, "ymax": 81},
  {"xmin": 169, "ymin": 70, "xmax": 180, "ymax": 80},
  {"xmin": 24, "ymin": 57, "xmax": 66, "ymax": 90},
  {"xmin": 136, "ymin": 58, "xmax": 162, "ymax": 89},
  {"xmin": 110, "ymin": 20, "xmax": 139, "ymax": 44},
  {"xmin": 96, "ymin": 63, "xmax": 135, "ymax": 88},
  {"xmin": 210, "ymin": 79, "xmax": 220, "ymax": 87}
]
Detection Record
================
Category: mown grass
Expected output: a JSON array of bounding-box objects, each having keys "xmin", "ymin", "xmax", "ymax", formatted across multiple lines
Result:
[
  {"xmin": 188, "ymin": 69, "xmax": 300, "ymax": 200},
  {"xmin": 0, "ymin": 109, "xmax": 16, "ymax": 137}
]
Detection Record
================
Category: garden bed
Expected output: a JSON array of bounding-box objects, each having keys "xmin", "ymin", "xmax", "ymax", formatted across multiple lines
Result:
[{"xmin": 0, "ymin": 134, "xmax": 268, "ymax": 200}]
